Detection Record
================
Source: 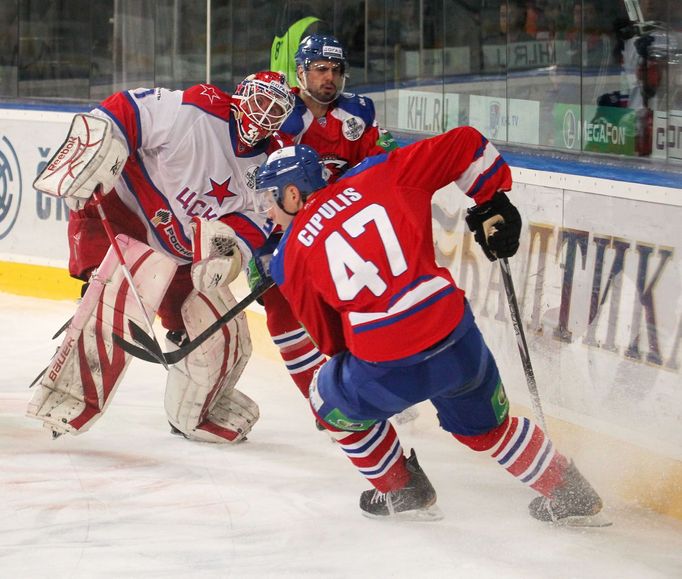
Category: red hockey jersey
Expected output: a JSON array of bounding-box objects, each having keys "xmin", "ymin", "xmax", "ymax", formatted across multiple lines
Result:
[
  {"xmin": 272, "ymin": 127, "xmax": 513, "ymax": 362},
  {"xmin": 280, "ymin": 89, "xmax": 396, "ymax": 182}
]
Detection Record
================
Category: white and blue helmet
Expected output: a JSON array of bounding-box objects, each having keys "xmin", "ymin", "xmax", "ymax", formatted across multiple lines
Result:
[{"xmin": 254, "ymin": 145, "xmax": 327, "ymax": 214}]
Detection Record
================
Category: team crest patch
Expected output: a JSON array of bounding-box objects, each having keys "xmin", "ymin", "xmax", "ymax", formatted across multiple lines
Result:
[
  {"xmin": 320, "ymin": 155, "xmax": 348, "ymax": 181},
  {"xmin": 342, "ymin": 116, "xmax": 365, "ymax": 141},
  {"xmin": 244, "ymin": 165, "xmax": 259, "ymax": 190},
  {"xmin": 151, "ymin": 209, "xmax": 172, "ymax": 226}
]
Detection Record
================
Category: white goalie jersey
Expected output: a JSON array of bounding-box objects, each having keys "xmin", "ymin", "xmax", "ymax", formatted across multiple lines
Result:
[{"xmin": 90, "ymin": 83, "xmax": 285, "ymax": 265}]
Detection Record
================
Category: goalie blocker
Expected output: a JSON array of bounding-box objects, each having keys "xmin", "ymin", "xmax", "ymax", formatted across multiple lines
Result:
[{"xmin": 33, "ymin": 113, "xmax": 128, "ymax": 210}]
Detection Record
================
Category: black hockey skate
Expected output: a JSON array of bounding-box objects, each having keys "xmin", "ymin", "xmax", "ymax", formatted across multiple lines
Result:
[
  {"xmin": 360, "ymin": 449, "xmax": 443, "ymax": 521},
  {"xmin": 529, "ymin": 461, "xmax": 611, "ymax": 527}
]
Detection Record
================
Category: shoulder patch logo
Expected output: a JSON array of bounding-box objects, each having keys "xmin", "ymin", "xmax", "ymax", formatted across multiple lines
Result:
[
  {"xmin": 200, "ymin": 84, "xmax": 221, "ymax": 104},
  {"xmin": 342, "ymin": 116, "xmax": 365, "ymax": 141}
]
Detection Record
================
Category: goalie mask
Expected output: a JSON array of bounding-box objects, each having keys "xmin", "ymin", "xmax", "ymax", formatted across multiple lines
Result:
[
  {"xmin": 253, "ymin": 145, "xmax": 327, "ymax": 214},
  {"xmin": 295, "ymin": 34, "xmax": 348, "ymax": 103},
  {"xmin": 232, "ymin": 71, "xmax": 295, "ymax": 147}
]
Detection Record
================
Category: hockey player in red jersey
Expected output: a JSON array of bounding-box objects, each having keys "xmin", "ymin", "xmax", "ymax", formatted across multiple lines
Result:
[
  {"xmin": 253, "ymin": 128, "xmax": 606, "ymax": 525},
  {"xmin": 280, "ymin": 34, "xmax": 397, "ymax": 183},
  {"xmin": 250, "ymin": 34, "xmax": 399, "ymax": 401},
  {"xmin": 28, "ymin": 72, "xmax": 297, "ymax": 443}
]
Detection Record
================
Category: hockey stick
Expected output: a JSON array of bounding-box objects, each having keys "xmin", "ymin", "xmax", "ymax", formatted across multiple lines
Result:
[
  {"xmin": 499, "ymin": 257, "xmax": 548, "ymax": 432},
  {"xmin": 91, "ymin": 186, "xmax": 168, "ymax": 369},
  {"xmin": 52, "ymin": 316, "xmax": 73, "ymax": 339},
  {"xmin": 112, "ymin": 277, "xmax": 275, "ymax": 365}
]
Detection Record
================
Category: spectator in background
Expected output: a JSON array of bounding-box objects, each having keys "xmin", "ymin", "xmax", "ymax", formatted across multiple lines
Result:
[{"xmin": 500, "ymin": 1, "xmax": 535, "ymax": 43}]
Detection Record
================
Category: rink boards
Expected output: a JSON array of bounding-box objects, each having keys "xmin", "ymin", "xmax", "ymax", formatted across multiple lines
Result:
[{"xmin": 1, "ymin": 107, "xmax": 681, "ymax": 521}]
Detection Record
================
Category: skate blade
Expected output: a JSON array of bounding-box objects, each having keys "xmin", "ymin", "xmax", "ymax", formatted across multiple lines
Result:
[
  {"xmin": 552, "ymin": 512, "xmax": 613, "ymax": 528},
  {"xmin": 362, "ymin": 504, "xmax": 444, "ymax": 522}
]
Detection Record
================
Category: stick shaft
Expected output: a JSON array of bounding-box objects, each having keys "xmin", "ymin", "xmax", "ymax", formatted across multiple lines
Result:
[
  {"xmin": 499, "ymin": 258, "xmax": 548, "ymax": 432},
  {"xmin": 92, "ymin": 188, "xmax": 168, "ymax": 369}
]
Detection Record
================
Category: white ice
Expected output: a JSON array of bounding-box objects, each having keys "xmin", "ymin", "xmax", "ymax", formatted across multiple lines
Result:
[{"xmin": 2, "ymin": 293, "xmax": 681, "ymax": 579}]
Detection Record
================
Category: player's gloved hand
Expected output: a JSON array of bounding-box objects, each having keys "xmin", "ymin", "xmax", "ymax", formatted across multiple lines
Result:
[
  {"xmin": 247, "ymin": 253, "xmax": 272, "ymax": 292},
  {"xmin": 190, "ymin": 217, "xmax": 243, "ymax": 293},
  {"xmin": 465, "ymin": 191, "xmax": 522, "ymax": 261},
  {"xmin": 247, "ymin": 230, "xmax": 281, "ymax": 287}
]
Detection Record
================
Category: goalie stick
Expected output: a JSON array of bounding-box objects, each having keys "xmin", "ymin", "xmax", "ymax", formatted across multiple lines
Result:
[
  {"xmin": 113, "ymin": 277, "xmax": 275, "ymax": 365},
  {"xmin": 33, "ymin": 112, "xmax": 167, "ymax": 368},
  {"xmin": 91, "ymin": 186, "xmax": 168, "ymax": 369}
]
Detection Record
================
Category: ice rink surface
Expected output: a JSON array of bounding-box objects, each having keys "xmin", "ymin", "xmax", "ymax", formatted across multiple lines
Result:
[{"xmin": 2, "ymin": 293, "xmax": 682, "ymax": 579}]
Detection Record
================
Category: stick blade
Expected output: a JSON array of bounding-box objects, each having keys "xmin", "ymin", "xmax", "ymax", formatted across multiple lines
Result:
[
  {"xmin": 112, "ymin": 332, "xmax": 160, "ymax": 363},
  {"xmin": 127, "ymin": 320, "xmax": 170, "ymax": 368}
]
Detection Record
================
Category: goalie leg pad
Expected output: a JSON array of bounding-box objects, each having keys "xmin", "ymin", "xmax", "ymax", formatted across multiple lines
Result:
[
  {"xmin": 196, "ymin": 388, "xmax": 259, "ymax": 442},
  {"xmin": 26, "ymin": 236, "xmax": 178, "ymax": 436},
  {"xmin": 164, "ymin": 288, "xmax": 257, "ymax": 443}
]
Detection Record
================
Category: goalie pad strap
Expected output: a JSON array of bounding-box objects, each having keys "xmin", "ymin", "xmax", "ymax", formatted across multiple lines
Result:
[{"xmin": 197, "ymin": 388, "xmax": 260, "ymax": 442}]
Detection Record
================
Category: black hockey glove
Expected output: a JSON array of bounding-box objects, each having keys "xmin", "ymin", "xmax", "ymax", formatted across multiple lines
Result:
[{"xmin": 465, "ymin": 191, "xmax": 522, "ymax": 261}]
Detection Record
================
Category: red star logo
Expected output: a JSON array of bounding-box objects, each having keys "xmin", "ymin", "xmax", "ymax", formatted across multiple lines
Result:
[
  {"xmin": 205, "ymin": 177, "xmax": 236, "ymax": 205},
  {"xmin": 200, "ymin": 84, "xmax": 221, "ymax": 104}
]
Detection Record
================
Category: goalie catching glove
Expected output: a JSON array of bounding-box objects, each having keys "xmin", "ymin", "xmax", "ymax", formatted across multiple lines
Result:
[
  {"xmin": 465, "ymin": 191, "xmax": 521, "ymax": 261},
  {"xmin": 190, "ymin": 217, "xmax": 243, "ymax": 293}
]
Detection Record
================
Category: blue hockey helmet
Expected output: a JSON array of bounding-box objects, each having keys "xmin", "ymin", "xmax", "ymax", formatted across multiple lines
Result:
[
  {"xmin": 254, "ymin": 145, "xmax": 327, "ymax": 214},
  {"xmin": 295, "ymin": 34, "xmax": 347, "ymax": 73}
]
